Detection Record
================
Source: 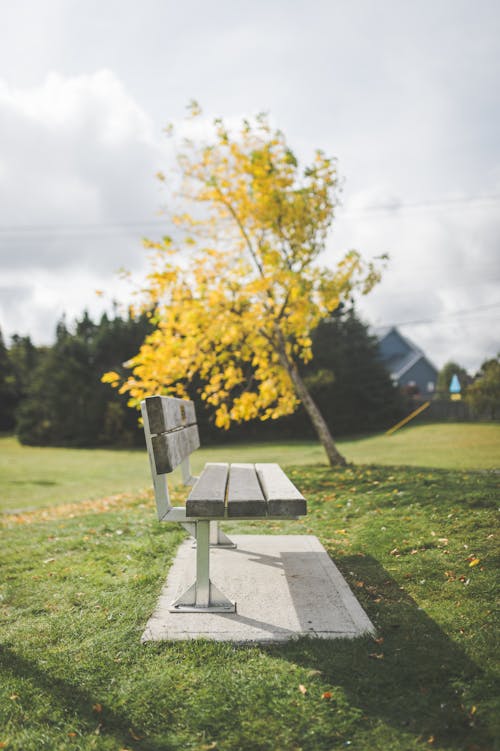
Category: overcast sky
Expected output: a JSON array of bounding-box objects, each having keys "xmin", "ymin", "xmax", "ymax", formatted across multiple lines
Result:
[{"xmin": 0, "ymin": 0, "xmax": 499, "ymax": 373}]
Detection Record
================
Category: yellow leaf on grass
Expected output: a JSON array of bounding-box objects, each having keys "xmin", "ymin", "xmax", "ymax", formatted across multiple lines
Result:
[{"xmin": 469, "ymin": 558, "xmax": 480, "ymax": 567}]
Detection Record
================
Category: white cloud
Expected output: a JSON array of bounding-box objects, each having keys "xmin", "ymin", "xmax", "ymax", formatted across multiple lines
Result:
[
  {"xmin": 328, "ymin": 198, "xmax": 500, "ymax": 372},
  {"xmin": 0, "ymin": 70, "xmax": 171, "ymax": 341},
  {"xmin": 0, "ymin": 1, "xmax": 499, "ymax": 374}
]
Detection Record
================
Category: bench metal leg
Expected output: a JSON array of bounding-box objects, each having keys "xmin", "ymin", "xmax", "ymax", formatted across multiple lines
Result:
[
  {"xmin": 170, "ymin": 520, "xmax": 236, "ymax": 613},
  {"xmin": 189, "ymin": 521, "xmax": 236, "ymax": 549},
  {"xmin": 209, "ymin": 521, "xmax": 236, "ymax": 548}
]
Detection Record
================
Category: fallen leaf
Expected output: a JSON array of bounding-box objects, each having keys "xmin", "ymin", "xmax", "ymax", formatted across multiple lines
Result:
[
  {"xmin": 9, "ymin": 694, "xmax": 19, "ymax": 701},
  {"xmin": 307, "ymin": 669, "xmax": 322, "ymax": 677},
  {"xmin": 427, "ymin": 735, "xmax": 435, "ymax": 744},
  {"xmin": 0, "ymin": 742, "xmax": 8, "ymax": 748},
  {"xmin": 43, "ymin": 558, "xmax": 56, "ymax": 565},
  {"xmin": 93, "ymin": 703, "xmax": 102, "ymax": 713},
  {"xmin": 129, "ymin": 728, "xmax": 143, "ymax": 741},
  {"xmin": 469, "ymin": 558, "xmax": 480, "ymax": 567},
  {"xmin": 373, "ymin": 637, "xmax": 384, "ymax": 645},
  {"xmin": 321, "ymin": 691, "xmax": 332, "ymax": 699},
  {"xmin": 298, "ymin": 684, "xmax": 307, "ymax": 694},
  {"xmin": 68, "ymin": 732, "xmax": 77, "ymax": 738},
  {"xmin": 368, "ymin": 653, "xmax": 384, "ymax": 660}
]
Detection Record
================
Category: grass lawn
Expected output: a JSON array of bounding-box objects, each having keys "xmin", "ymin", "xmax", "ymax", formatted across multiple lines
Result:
[
  {"xmin": 1, "ymin": 450, "xmax": 499, "ymax": 748},
  {"xmin": 1, "ymin": 423, "xmax": 499, "ymax": 512},
  {"xmin": 341, "ymin": 423, "xmax": 500, "ymax": 471}
]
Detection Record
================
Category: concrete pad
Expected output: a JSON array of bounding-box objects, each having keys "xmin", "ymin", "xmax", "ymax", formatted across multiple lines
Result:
[{"xmin": 141, "ymin": 535, "xmax": 375, "ymax": 643}]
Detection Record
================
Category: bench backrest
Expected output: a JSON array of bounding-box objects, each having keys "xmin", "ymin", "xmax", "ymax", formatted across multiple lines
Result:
[{"xmin": 141, "ymin": 395, "xmax": 200, "ymax": 475}]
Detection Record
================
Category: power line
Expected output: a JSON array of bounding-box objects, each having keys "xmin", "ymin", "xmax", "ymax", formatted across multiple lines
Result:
[
  {"xmin": 339, "ymin": 194, "xmax": 500, "ymax": 217},
  {"xmin": 0, "ymin": 220, "xmax": 167, "ymax": 236},
  {"xmin": 381, "ymin": 302, "xmax": 500, "ymax": 328},
  {"xmin": 0, "ymin": 194, "xmax": 499, "ymax": 236}
]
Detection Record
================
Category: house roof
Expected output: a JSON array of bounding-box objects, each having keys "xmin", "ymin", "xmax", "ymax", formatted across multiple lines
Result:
[{"xmin": 376, "ymin": 326, "xmax": 438, "ymax": 379}]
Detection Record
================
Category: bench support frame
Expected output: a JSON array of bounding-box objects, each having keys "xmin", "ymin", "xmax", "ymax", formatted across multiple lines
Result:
[
  {"xmin": 141, "ymin": 395, "xmax": 305, "ymax": 614},
  {"xmin": 170, "ymin": 520, "xmax": 236, "ymax": 613}
]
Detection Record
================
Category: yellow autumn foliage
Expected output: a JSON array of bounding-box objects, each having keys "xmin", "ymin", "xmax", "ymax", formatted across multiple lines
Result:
[{"xmin": 104, "ymin": 107, "xmax": 383, "ymax": 428}]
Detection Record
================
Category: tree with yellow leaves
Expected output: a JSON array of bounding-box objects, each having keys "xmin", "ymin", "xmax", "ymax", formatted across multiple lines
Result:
[{"xmin": 104, "ymin": 105, "xmax": 383, "ymax": 466}]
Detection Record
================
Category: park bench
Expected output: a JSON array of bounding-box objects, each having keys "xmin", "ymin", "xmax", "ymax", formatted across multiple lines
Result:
[{"xmin": 141, "ymin": 394, "xmax": 307, "ymax": 614}]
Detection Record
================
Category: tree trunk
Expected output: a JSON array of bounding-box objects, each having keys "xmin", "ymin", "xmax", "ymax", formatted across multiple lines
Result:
[{"xmin": 275, "ymin": 338, "xmax": 346, "ymax": 467}]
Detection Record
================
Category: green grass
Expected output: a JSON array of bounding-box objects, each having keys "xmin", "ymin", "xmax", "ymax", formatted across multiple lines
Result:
[
  {"xmin": 1, "ymin": 424, "xmax": 499, "ymax": 512},
  {"xmin": 0, "ymin": 436, "xmax": 327, "ymax": 513},
  {"xmin": 1, "ymin": 463, "xmax": 498, "ymax": 750},
  {"xmin": 341, "ymin": 423, "xmax": 500, "ymax": 471},
  {"xmin": 0, "ymin": 437, "xmax": 152, "ymax": 512}
]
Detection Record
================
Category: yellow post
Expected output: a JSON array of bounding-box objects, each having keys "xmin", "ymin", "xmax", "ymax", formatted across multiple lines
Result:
[{"xmin": 386, "ymin": 401, "xmax": 431, "ymax": 436}]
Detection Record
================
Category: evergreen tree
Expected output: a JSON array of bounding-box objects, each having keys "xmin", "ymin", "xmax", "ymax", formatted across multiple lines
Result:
[
  {"xmin": 16, "ymin": 311, "xmax": 152, "ymax": 446},
  {"xmin": 0, "ymin": 328, "xmax": 17, "ymax": 430},
  {"xmin": 301, "ymin": 307, "xmax": 404, "ymax": 436}
]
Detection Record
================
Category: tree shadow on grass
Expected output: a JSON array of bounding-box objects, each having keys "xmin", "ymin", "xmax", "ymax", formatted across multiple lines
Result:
[
  {"xmin": 272, "ymin": 554, "xmax": 497, "ymax": 750},
  {"xmin": 0, "ymin": 644, "xmax": 160, "ymax": 751}
]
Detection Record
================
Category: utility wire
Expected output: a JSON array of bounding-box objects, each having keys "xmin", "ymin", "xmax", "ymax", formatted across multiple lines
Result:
[
  {"xmin": 338, "ymin": 194, "xmax": 500, "ymax": 217},
  {"xmin": 0, "ymin": 194, "xmax": 499, "ymax": 236},
  {"xmin": 380, "ymin": 302, "xmax": 500, "ymax": 328}
]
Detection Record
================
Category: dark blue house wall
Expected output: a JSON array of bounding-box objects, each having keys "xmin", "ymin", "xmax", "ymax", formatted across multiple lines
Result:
[
  {"xmin": 399, "ymin": 359, "xmax": 438, "ymax": 396},
  {"xmin": 377, "ymin": 327, "xmax": 438, "ymax": 397}
]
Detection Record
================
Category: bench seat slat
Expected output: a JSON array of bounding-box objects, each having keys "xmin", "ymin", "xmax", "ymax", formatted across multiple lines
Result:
[
  {"xmin": 186, "ymin": 463, "xmax": 229, "ymax": 517},
  {"xmin": 227, "ymin": 463, "xmax": 267, "ymax": 518},
  {"xmin": 255, "ymin": 463, "xmax": 307, "ymax": 517}
]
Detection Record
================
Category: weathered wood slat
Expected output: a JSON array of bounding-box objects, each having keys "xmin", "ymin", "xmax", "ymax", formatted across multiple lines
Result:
[
  {"xmin": 227, "ymin": 463, "xmax": 267, "ymax": 518},
  {"xmin": 255, "ymin": 463, "xmax": 307, "ymax": 517},
  {"xmin": 151, "ymin": 425, "xmax": 200, "ymax": 474},
  {"xmin": 145, "ymin": 395, "xmax": 197, "ymax": 435},
  {"xmin": 186, "ymin": 463, "xmax": 229, "ymax": 517}
]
